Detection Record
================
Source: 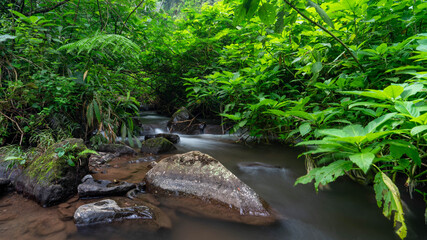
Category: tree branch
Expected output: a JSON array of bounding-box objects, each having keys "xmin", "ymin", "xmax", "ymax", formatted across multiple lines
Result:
[
  {"xmin": 25, "ymin": 0, "xmax": 72, "ymax": 16},
  {"xmin": 282, "ymin": 0, "xmax": 365, "ymax": 72},
  {"xmin": 119, "ymin": 0, "xmax": 144, "ymax": 34}
]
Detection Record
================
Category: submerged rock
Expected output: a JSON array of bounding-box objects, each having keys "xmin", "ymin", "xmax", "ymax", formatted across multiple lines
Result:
[
  {"xmin": 74, "ymin": 199, "xmax": 153, "ymax": 225},
  {"xmin": 140, "ymin": 137, "xmax": 176, "ymax": 154},
  {"xmin": 145, "ymin": 133, "xmax": 180, "ymax": 144},
  {"xmin": 167, "ymin": 107, "xmax": 205, "ymax": 134},
  {"xmin": 144, "ymin": 151, "xmax": 277, "ymax": 225},
  {"xmin": 77, "ymin": 175, "xmax": 136, "ymax": 198},
  {"xmin": 96, "ymin": 144, "xmax": 136, "ymax": 156},
  {"xmin": 13, "ymin": 138, "xmax": 90, "ymax": 206}
]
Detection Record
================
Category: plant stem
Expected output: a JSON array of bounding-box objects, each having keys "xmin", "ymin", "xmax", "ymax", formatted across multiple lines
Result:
[{"xmin": 282, "ymin": 0, "xmax": 365, "ymax": 72}]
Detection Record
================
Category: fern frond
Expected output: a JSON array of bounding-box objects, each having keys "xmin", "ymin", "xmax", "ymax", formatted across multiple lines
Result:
[{"xmin": 58, "ymin": 33, "xmax": 140, "ymax": 59}]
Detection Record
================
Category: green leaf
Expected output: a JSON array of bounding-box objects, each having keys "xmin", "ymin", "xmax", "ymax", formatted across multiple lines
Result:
[
  {"xmin": 78, "ymin": 149, "xmax": 98, "ymax": 157},
  {"xmin": 349, "ymin": 152, "xmax": 374, "ymax": 174},
  {"xmin": 220, "ymin": 113, "xmax": 242, "ymax": 121},
  {"xmin": 127, "ymin": 129, "xmax": 134, "ymax": 147},
  {"xmin": 342, "ymin": 124, "xmax": 367, "ymax": 137},
  {"xmin": 258, "ymin": 2, "xmax": 276, "ymax": 25},
  {"xmin": 9, "ymin": 10, "xmax": 27, "ymax": 20},
  {"xmin": 121, "ymin": 124, "xmax": 127, "ymax": 140},
  {"xmin": 245, "ymin": 0, "xmax": 261, "ymax": 18},
  {"xmin": 86, "ymin": 102, "xmax": 94, "ymax": 126},
  {"xmin": 286, "ymin": 111, "xmax": 315, "ymax": 120},
  {"xmin": 295, "ymin": 160, "xmax": 353, "ymax": 191},
  {"xmin": 388, "ymin": 140, "xmax": 421, "ymax": 166},
  {"xmin": 274, "ymin": 10, "xmax": 285, "ymax": 33},
  {"xmin": 311, "ymin": 62, "xmax": 323, "ymax": 74},
  {"xmin": 67, "ymin": 159, "xmax": 76, "ymax": 167},
  {"xmin": 57, "ymin": 151, "xmax": 65, "ymax": 157},
  {"xmin": 307, "ymin": 0, "xmax": 335, "ymax": 29},
  {"xmin": 93, "ymin": 100, "xmax": 101, "ymax": 123},
  {"xmin": 410, "ymin": 125, "xmax": 427, "ymax": 136},
  {"xmin": 410, "ymin": 112, "xmax": 427, "ymax": 125},
  {"xmin": 365, "ymin": 113, "xmax": 397, "ymax": 133},
  {"xmin": 299, "ymin": 123, "xmax": 311, "ymax": 136},
  {"xmin": 394, "ymin": 101, "xmax": 419, "ymax": 118},
  {"xmin": 374, "ymin": 172, "xmax": 407, "ymax": 239},
  {"xmin": 383, "ymin": 85, "xmax": 404, "ymax": 99}
]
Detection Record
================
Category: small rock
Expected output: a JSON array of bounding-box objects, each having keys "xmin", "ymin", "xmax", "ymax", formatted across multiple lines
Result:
[
  {"xmin": 140, "ymin": 137, "xmax": 176, "ymax": 154},
  {"xmin": 145, "ymin": 133, "xmax": 180, "ymax": 144},
  {"xmin": 74, "ymin": 199, "xmax": 153, "ymax": 225},
  {"xmin": 78, "ymin": 175, "xmax": 135, "ymax": 198}
]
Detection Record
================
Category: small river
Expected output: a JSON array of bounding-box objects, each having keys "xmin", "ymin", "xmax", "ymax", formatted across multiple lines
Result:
[{"xmin": 0, "ymin": 111, "xmax": 425, "ymax": 240}]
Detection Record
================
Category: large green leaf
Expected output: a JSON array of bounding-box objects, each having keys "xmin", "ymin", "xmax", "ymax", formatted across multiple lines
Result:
[
  {"xmin": 394, "ymin": 101, "xmax": 419, "ymax": 118},
  {"xmin": 410, "ymin": 125, "xmax": 427, "ymax": 136},
  {"xmin": 374, "ymin": 172, "xmax": 407, "ymax": 239},
  {"xmin": 365, "ymin": 113, "xmax": 397, "ymax": 133},
  {"xmin": 258, "ymin": 2, "xmax": 276, "ymax": 25},
  {"xmin": 295, "ymin": 160, "xmax": 353, "ymax": 191},
  {"xmin": 349, "ymin": 152, "xmax": 374, "ymax": 173},
  {"xmin": 383, "ymin": 85, "xmax": 404, "ymax": 99},
  {"xmin": 342, "ymin": 124, "xmax": 367, "ymax": 137}
]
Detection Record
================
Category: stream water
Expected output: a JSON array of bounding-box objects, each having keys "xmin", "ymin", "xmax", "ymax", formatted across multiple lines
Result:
[{"xmin": 0, "ymin": 111, "xmax": 425, "ymax": 240}]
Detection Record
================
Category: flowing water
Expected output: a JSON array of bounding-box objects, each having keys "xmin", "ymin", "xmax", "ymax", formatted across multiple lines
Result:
[{"xmin": 0, "ymin": 111, "xmax": 425, "ymax": 240}]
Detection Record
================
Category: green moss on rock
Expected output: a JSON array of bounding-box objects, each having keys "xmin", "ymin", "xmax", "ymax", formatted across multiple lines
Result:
[
  {"xmin": 26, "ymin": 138, "xmax": 88, "ymax": 183},
  {"xmin": 141, "ymin": 137, "xmax": 176, "ymax": 154}
]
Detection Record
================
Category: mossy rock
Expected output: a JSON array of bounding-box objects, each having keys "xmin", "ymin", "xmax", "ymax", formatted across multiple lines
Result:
[
  {"xmin": 141, "ymin": 137, "xmax": 176, "ymax": 154},
  {"xmin": 14, "ymin": 138, "xmax": 90, "ymax": 206}
]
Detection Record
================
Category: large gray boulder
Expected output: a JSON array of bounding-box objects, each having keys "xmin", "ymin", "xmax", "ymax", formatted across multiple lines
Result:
[
  {"xmin": 12, "ymin": 138, "xmax": 90, "ymax": 206},
  {"xmin": 144, "ymin": 151, "xmax": 277, "ymax": 225},
  {"xmin": 140, "ymin": 137, "xmax": 176, "ymax": 154},
  {"xmin": 167, "ymin": 107, "xmax": 205, "ymax": 134},
  {"xmin": 74, "ymin": 199, "xmax": 153, "ymax": 225},
  {"xmin": 77, "ymin": 175, "xmax": 136, "ymax": 198}
]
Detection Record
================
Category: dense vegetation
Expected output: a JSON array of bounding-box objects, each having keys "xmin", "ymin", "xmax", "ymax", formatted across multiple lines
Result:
[{"xmin": 0, "ymin": 0, "xmax": 426, "ymax": 238}]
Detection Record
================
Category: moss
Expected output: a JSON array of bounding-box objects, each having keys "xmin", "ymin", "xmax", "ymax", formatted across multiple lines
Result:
[{"xmin": 25, "ymin": 138, "xmax": 87, "ymax": 183}]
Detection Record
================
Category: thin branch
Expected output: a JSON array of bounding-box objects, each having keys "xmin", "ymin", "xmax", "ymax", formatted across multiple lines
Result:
[
  {"xmin": 282, "ymin": 0, "xmax": 365, "ymax": 72},
  {"xmin": 25, "ymin": 0, "xmax": 72, "ymax": 16},
  {"xmin": 119, "ymin": 0, "xmax": 145, "ymax": 34},
  {"xmin": 0, "ymin": 111, "xmax": 24, "ymax": 145},
  {"xmin": 104, "ymin": 0, "xmax": 130, "ymax": 32}
]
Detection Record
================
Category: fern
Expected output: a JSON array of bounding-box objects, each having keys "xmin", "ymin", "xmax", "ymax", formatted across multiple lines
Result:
[{"xmin": 58, "ymin": 33, "xmax": 140, "ymax": 58}]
